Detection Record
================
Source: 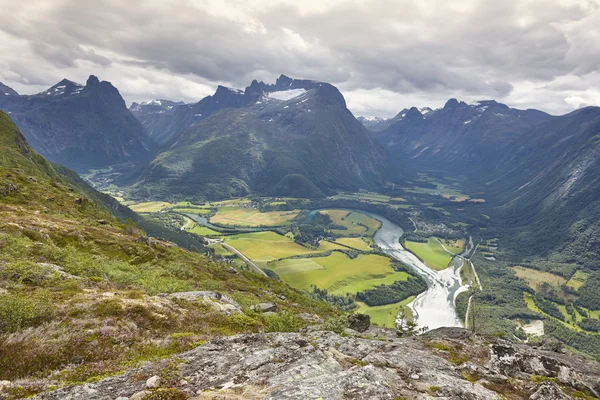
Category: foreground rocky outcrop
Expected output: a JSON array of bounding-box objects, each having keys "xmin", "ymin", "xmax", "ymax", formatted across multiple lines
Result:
[{"xmin": 28, "ymin": 327, "xmax": 600, "ymax": 400}]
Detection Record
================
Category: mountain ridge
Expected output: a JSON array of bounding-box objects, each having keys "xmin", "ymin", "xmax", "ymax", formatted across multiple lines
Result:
[
  {"xmin": 121, "ymin": 75, "xmax": 394, "ymax": 200},
  {"xmin": 0, "ymin": 75, "xmax": 156, "ymax": 171}
]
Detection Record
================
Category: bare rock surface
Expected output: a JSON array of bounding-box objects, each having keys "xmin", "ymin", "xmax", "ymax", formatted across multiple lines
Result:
[{"xmin": 32, "ymin": 328, "xmax": 600, "ymax": 400}]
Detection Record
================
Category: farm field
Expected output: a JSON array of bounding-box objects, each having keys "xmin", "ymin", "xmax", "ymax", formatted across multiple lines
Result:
[
  {"xmin": 567, "ymin": 270, "xmax": 589, "ymax": 289},
  {"xmin": 268, "ymin": 252, "xmax": 408, "ymax": 294},
  {"xmin": 328, "ymin": 192, "xmax": 391, "ymax": 203},
  {"xmin": 188, "ymin": 225, "xmax": 223, "ymax": 236},
  {"xmin": 210, "ymin": 207, "xmax": 299, "ymax": 226},
  {"xmin": 335, "ymin": 237, "xmax": 371, "ymax": 251},
  {"xmin": 172, "ymin": 207, "xmax": 212, "ymax": 215},
  {"xmin": 129, "ymin": 201, "xmax": 173, "ymax": 213},
  {"xmin": 403, "ymin": 238, "xmax": 452, "ymax": 271},
  {"xmin": 224, "ymin": 231, "xmax": 345, "ymax": 266},
  {"xmin": 356, "ymin": 296, "xmax": 415, "ymax": 328},
  {"xmin": 439, "ymin": 238, "xmax": 464, "ymax": 254},
  {"xmin": 511, "ymin": 266, "xmax": 567, "ymax": 290},
  {"xmin": 320, "ymin": 209, "xmax": 381, "ymax": 236},
  {"xmin": 209, "ymin": 243, "xmax": 235, "ymax": 256}
]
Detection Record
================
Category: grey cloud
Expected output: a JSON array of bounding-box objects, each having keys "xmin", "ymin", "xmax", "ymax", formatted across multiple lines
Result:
[{"xmin": 0, "ymin": 0, "xmax": 598, "ymax": 116}]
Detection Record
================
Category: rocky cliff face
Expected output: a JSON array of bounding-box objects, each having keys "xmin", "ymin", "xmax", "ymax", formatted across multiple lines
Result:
[
  {"xmin": 0, "ymin": 76, "xmax": 156, "ymax": 171},
  {"xmin": 33, "ymin": 327, "xmax": 600, "ymax": 400},
  {"xmin": 376, "ymin": 99, "xmax": 551, "ymax": 171}
]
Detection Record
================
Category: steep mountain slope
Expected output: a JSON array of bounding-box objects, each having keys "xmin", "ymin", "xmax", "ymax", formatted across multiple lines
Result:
[
  {"xmin": 0, "ymin": 76, "xmax": 156, "ymax": 171},
  {"xmin": 122, "ymin": 76, "xmax": 394, "ymax": 200},
  {"xmin": 130, "ymin": 85, "xmax": 249, "ymax": 145},
  {"xmin": 0, "ymin": 82, "xmax": 18, "ymax": 96},
  {"xmin": 376, "ymin": 99, "xmax": 552, "ymax": 171},
  {"xmin": 482, "ymin": 107, "xmax": 600, "ymax": 266},
  {"xmin": 0, "ymin": 110, "xmax": 339, "ymax": 396}
]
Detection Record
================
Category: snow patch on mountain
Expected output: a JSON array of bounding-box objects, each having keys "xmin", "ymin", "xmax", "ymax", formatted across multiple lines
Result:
[{"xmin": 266, "ymin": 89, "xmax": 307, "ymax": 101}]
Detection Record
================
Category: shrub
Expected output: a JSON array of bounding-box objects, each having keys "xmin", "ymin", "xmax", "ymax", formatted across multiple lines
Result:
[
  {"xmin": 0, "ymin": 292, "xmax": 55, "ymax": 332},
  {"xmin": 263, "ymin": 312, "xmax": 303, "ymax": 333}
]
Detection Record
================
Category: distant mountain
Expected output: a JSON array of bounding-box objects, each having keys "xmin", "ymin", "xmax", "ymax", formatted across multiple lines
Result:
[
  {"xmin": 0, "ymin": 82, "xmax": 18, "ymax": 96},
  {"xmin": 128, "ymin": 86, "xmax": 250, "ymax": 145},
  {"xmin": 376, "ymin": 99, "xmax": 552, "ymax": 171},
  {"xmin": 357, "ymin": 116, "xmax": 391, "ymax": 132},
  {"xmin": 479, "ymin": 107, "xmax": 600, "ymax": 266},
  {"xmin": 121, "ymin": 75, "xmax": 394, "ymax": 200},
  {"xmin": 0, "ymin": 76, "xmax": 156, "ymax": 171}
]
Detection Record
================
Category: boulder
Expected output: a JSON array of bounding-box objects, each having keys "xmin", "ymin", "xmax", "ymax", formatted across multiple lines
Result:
[
  {"xmin": 250, "ymin": 302, "xmax": 277, "ymax": 313},
  {"xmin": 347, "ymin": 313, "xmax": 371, "ymax": 333},
  {"xmin": 167, "ymin": 291, "xmax": 241, "ymax": 309},
  {"xmin": 529, "ymin": 382, "xmax": 572, "ymax": 400},
  {"xmin": 145, "ymin": 375, "xmax": 161, "ymax": 389}
]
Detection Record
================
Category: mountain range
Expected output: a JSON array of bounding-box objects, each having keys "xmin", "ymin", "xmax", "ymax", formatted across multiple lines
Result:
[
  {"xmin": 121, "ymin": 75, "xmax": 394, "ymax": 200},
  {"xmin": 373, "ymin": 99, "xmax": 552, "ymax": 171},
  {"xmin": 0, "ymin": 76, "xmax": 156, "ymax": 171}
]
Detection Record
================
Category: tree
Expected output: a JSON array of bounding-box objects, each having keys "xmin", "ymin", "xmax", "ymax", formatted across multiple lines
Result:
[{"xmin": 396, "ymin": 308, "xmax": 427, "ymax": 337}]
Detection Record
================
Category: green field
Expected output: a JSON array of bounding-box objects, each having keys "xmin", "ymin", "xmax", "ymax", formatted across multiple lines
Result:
[
  {"xmin": 268, "ymin": 252, "xmax": 408, "ymax": 294},
  {"xmin": 172, "ymin": 207, "xmax": 212, "ymax": 215},
  {"xmin": 210, "ymin": 207, "xmax": 299, "ymax": 226},
  {"xmin": 335, "ymin": 237, "xmax": 371, "ymax": 251},
  {"xmin": 320, "ymin": 210, "xmax": 381, "ymax": 236},
  {"xmin": 511, "ymin": 266, "xmax": 567, "ymax": 290},
  {"xmin": 404, "ymin": 238, "xmax": 452, "ymax": 270},
  {"xmin": 129, "ymin": 201, "xmax": 173, "ymax": 213},
  {"xmin": 439, "ymin": 238, "xmax": 464, "ymax": 254},
  {"xmin": 356, "ymin": 296, "xmax": 415, "ymax": 328},
  {"xmin": 188, "ymin": 225, "xmax": 223, "ymax": 236},
  {"xmin": 224, "ymin": 231, "xmax": 345, "ymax": 266},
  {"xmin": 209, "ymin": 243, "xmax": 235, "ymax": 256},
  {"xmin": 567, "ymin": 270, "xmax": 589, "ymax": 289},
  {"xmin": 328, "ymin": 192, "xmax": 391, "ymax": 203}
]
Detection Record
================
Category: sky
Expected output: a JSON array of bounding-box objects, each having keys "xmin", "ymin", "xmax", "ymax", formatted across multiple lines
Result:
[{"xmin": 1, "ymin": 0, "xmax": 599, "ymax": 117}]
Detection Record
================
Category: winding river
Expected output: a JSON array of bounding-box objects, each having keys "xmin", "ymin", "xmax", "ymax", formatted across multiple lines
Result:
[
  {"xmin": 310, "ymin": 209, "xmax": 470, "ymax": 331},
  {"xmin": 191, "ymin": 208, "xmax": 470, "ymax": 331}
]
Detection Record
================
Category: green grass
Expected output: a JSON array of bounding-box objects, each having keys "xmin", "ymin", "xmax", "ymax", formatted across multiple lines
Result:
[
  {"xmin": 404, "ymin": 238, "xmax": 452, "ymax": 271},
  {"xmin": 439, "ymin": 238, "xmax": 464, "ymax": 254},
  {"xmin": 356, "ymin": 296, "xmax": 415, "ymax": 328},
  {"xmin": 511, "ymin": 266, "xmax": 567, "ymax": 290},
  {"xmin": 269, "ymin": 252, "xmax": 408, "ymax": 295},
  {"xmin": 335, "ymin": 237, "xmax": 371, "ymax": 251},
  {"xmin": 265, "ymin": 258, "xmax": 324, "ymax": 274},
  {"xmin": 208, "ymin": 244, "xmax": 234, "ymax": 256},
  {"xmin": 172, "ymin": 207, "xmax": 212, "ymax": 215},
  {"xmin": 320, "ymin": 210, "xmax": 381, "ymax": 237},
  {"xmin": 328, "ymin": 192, "xmax": 391, "ymax": 203},
  {"xmin": 210, "ymin": 207, "xmax": 299, "ymax": 227},
  {"xmin": 224, "ymin": 231, "xmax": 345, "ymax": 266},
  {"xmin": 129, "ymin": 202, "xmax": 173, "ymax": 213},
  {"xmin": 187, "ymin": 225, "xmax": 223, "ymax": 236},
  {"xmin": 567, "ymin": 270, "xmax": 589, "ymax": 289}
]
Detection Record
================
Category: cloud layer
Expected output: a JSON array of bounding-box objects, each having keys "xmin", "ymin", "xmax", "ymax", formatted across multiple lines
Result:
[{"xmin": 1, "ymin": 0, "xmax": 599, "ymax": 117}]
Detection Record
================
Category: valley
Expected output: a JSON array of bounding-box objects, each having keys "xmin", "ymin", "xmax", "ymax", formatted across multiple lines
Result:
[
  {"xmin": 3, "ymin": 3, "xmax": 600, "ymax": 398},
  {"xmin": 118, "ymin": 180, "xmax": 481, "ymax": 330}
]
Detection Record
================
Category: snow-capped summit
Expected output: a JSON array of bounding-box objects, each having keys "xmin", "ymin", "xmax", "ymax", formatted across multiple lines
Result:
[{"xmin": 39, "ymin": 79, "xmax": 83, "ymax": 97}]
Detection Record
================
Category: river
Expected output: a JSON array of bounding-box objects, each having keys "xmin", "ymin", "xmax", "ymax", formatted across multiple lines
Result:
[
  {"xmin": 353, "ymin": 211, "xmax": 467, "ymax": 331},
  {"xmin": 191, "ymin": 208, "xmax": 468, "ymax": 331}
]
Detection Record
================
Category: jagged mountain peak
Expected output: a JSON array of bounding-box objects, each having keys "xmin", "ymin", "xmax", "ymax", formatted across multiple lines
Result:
[
  {"xmin": 39, "ymin": 78, "xmax": 84, "ymax": 97},
  {"xmin": 86, "ymin": 74, "xmax": 101, "ymax": 86}
]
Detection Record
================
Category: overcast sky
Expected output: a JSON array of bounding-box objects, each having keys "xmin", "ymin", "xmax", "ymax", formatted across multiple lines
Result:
[{"xmin": 1, "ymin": 0, "xmax": 599, "ymax": 117}]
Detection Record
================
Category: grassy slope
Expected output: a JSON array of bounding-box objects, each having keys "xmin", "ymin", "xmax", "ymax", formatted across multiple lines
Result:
[{"xmin": 0, "ymin": 112, "xmax": 340, "ymax": 397}]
